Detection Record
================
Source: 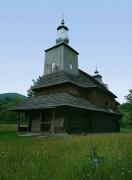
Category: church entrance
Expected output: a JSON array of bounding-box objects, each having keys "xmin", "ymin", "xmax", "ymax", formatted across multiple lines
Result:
[
  {"xmin": 40, "ymin": 110, "xmax": 65, "ymax": 134},
  {"xmin": 41, "ymin": 111, "xmax": 52, "ymax": 132},
  {"xmin": 31, "ymin": 111, "xmax": 41, "ymax": 132}
]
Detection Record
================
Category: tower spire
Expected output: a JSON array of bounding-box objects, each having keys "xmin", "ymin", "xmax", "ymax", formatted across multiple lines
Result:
[
  {"xmin": 93, "ymin": 67, "xmax": 103, "ymax": 84},
  {"xmin": 94, "ymin": 67, "xmax": 99, "ymax": 76},
  {"xmin": 56, "ymin": 17, "xmax": 69, "ymax": 44},
  {"xmin": 61, "ymin": 14, "xmax": 65, "ymax": 25}
]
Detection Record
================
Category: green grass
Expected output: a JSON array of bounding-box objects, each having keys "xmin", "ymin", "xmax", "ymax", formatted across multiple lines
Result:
[{"xmin": 0, "ymin": 124, "xmax": 132, "ymax": 180}]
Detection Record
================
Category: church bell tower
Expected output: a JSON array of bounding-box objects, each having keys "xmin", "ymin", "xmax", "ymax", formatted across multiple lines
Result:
[{"xmin": 44, "ymin": 19, "xmax": 79, "ymax": 75}]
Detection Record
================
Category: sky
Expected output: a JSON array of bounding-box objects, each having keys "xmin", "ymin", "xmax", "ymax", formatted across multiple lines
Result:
[{"xmin": 0, "ymin": 0, "xmax": 132, "ymax": 103}]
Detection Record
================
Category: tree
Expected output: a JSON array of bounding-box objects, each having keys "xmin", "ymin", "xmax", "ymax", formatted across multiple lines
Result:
[
  {"xmin": 0, "ymin": 100, "xmax": 3, "ymax": 111},
  {"xmin": 125, "ymin": 89, "xmax": 132, "ymax": 103},
  {"xmin": 27, "ymin": 77, "xmax": 41, "ymax": 97},
  {"xmin": 0, "ymin": 96, "xmax": 26, "ymax": 123},
  {"xmin": 118, "ymin": 89, "xmax": 132, "ymax": 128}
]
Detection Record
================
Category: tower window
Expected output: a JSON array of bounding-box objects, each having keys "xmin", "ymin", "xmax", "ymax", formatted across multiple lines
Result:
[
  {"xmin": 70, "ymin": 63, "xmax": 73, "ymax": 70},
  {"xmin": 52, "ymin": 62, "xmax": 56, "ymax": 70}
]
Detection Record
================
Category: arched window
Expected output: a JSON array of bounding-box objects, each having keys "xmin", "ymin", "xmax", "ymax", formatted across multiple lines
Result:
[
  {"xmin": 52, "ymin": 62, "xmax": 56, "ymax": 71},
  {"xmin": 70, "ymin": 63, "xmax": 73, "ymax": 70}
]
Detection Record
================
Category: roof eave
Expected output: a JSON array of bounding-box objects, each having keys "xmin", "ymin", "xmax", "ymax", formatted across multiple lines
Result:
[
  {"xmin": 45, "ymin": 42, "xmax": 79, "ymax": 55},
  {"xmin": 9, "ymin": 103, "xmax": 121, "ymax": 116}
]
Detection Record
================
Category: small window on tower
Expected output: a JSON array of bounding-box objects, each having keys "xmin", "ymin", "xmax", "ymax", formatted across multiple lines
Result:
[
  {"xmin": 70, "ymin": 63, "xmax": 73, "ymax": 70},
  {"xmin": 52, "ymin": 62, "xmax": 56, "ymax": 71}
]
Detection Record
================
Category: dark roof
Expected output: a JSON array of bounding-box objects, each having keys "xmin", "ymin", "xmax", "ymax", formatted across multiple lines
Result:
[
  {"xmin": 57, "ymin": 25, "xmax": 68, "ymax": 30},
  {"xmin": 10, "ymin": 92, "xmax": 120, "ymax": 115},
  {"xmin": 45, "ymin": 42, "xmax": 79, "ymax": 55},
  {"xmin": 32, "ymin": 69, "xmax": 117, "ymax": 98}
]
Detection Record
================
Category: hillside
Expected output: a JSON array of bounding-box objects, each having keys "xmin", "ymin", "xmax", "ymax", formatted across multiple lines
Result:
[
  {"xmin": 0, "ymin": 93, "xmax": 27, "ymax": 123},
  {"xmin": 0, "ymin": 93, "xmax": 27, "ymax": 101}
]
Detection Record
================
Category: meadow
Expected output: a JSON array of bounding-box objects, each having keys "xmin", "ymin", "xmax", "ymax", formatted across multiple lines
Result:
[{"xmin": 0, "ymin": 124, "xmax": 132, "ymax": 180}]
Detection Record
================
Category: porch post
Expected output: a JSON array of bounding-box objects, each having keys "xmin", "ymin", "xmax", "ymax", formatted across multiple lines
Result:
[
  {"xmin": 27, "ymin": 112, "xmax": 30, "ymax": 132},
  {"xmin": 17, "ymin": 112, "xmax": 20, "ymax": 132},
  {"xmin": 52, "ymin": 109, "xmax": 55, "ymax": 135},
  {"xmin": 40, "ymin": 110, "xmax": 42, "ymax": 131}
]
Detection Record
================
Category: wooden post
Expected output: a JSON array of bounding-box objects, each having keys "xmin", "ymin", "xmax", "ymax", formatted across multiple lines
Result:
[
  {"xmin": 52, "ymin": 109, "xmax": 55, "ymax": 135},
  {"xmin": 17, "ymin": 112, "xmax": 20, "ymax": 132},
  {"xmin": 40, "ymin": 111, "xmax": 42, "ymax": 132},
  {"xmin": 27, "ymin": 112, "xmax": 30, "ymax": 132}
]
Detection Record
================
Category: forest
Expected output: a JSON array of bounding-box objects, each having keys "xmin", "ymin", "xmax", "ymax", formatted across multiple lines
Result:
[{"xmin": 0, "ymin": 93, "xmax": 26, "ymax": 123}]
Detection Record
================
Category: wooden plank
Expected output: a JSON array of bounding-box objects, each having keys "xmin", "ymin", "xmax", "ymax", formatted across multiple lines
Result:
[
  {"xmin": 28, "ymin": 112, "xmax": 31, "ymax": 132},
  {"xmin": 40, "ymin": 110, "xmax": 42, "ymax": 131},
  {"xmin": 17, "ymin": 112, "xmax": 20, "ymax": 132},
  {"xmin": 52, "ymin": 109, "xmax": 55, "ymax": 135}
]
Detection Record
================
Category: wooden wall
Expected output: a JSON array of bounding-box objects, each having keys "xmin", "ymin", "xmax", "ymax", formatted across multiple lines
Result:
[
  {"xmin": 34, "ymin": 83, "xmax": 117, "ymax": 109},
  {"xmin": 87, "ymin": 89, "xmax": 117, "ymax": 109},
  {"xmin": 63, "ymin": 108, "xmax": 120, "ymax": 133},
  {"xmin": 64, "ymin": 108, "xmax": 92, "ymax": 133},
  {"xmin": 92, "ymin": 112, "xmax": 120, "ymax": 132}
]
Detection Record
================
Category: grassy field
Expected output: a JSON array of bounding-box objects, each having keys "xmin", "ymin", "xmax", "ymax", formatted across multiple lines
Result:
[{"xmin": 0, "ymin": 124, "xmax": 132, "ymax": 180}]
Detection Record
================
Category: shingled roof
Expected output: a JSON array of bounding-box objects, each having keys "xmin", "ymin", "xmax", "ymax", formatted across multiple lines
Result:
[
  {"xmin": 45, "ymin": 42, "xmax": 79, "ymax": 55},
  {"xmin": 10, "ymin": 92, "xmax": 120, "ymax": 115},
  {"xmin": 32, "ymin": 69, "xmax": 117, "ymax": 98}
]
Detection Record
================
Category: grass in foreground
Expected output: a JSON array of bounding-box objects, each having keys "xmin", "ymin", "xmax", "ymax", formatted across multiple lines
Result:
[{"xmin": 0, "ymin": 124, "xmax": 132, "ymax": 180}]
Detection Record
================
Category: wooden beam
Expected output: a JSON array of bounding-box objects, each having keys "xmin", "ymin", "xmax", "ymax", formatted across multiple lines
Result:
[
  {"xmin": 17, "ymin": 112, "xmax": 20, "ymax": 132},
  {"xmin": 27, "ymin": 112, "xmax": 30, "ymax": 132},
  {"xmin": 40, "ymin": 111, "xmax": 42, "ymax": 131},
  {"xmin": 52, "ymin": 109, "xmax": 55, "ymax": 135}
]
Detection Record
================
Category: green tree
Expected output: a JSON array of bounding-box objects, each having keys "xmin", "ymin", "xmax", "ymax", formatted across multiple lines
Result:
[
  {"xmin": 118, "ymin": 89, "xmax": 132, "ymax": 128},
  {"xmin": 125, "ymin": 89, "xmax": 132, "ymax": 103},
  {"xmin": 0, "ymin": 96, "xmax": 25, "ymax": 124},
  {"xmin": 27, "ymin": 77, "xmax": 41, "ymax": 97}
]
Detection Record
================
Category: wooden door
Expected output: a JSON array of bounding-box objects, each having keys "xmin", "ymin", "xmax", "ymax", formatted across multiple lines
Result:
[{"xmin": 41, "ymin": 111, "xmax": 52, "ymax": 132}]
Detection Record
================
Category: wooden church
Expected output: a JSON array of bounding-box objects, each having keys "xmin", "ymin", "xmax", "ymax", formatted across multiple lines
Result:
[{"xmin": 11, "ymin": 19, "xmax": 121, "ymax": 134}]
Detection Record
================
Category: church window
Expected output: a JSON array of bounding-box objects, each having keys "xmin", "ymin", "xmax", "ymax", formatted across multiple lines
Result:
[
  {"xmin": 70, "ymin": 63, "xmax": 73, "ymax": 70},
  {"xmin": 52, "ymin": 62, "xmax": 56, "ymax": 70}
]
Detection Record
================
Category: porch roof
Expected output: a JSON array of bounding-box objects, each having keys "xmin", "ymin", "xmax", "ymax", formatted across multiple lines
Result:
[{"xmin": 10, "ymin": 92, "xmax": 120, "ymax": 115}]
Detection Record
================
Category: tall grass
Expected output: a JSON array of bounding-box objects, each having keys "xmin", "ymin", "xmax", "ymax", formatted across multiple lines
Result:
[{"xmin": 0, "ymin": 124, "xmax": 132, "ymax": 180}]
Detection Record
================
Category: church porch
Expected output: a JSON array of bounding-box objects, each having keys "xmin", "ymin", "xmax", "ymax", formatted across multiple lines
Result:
[
  {"xmin": 16, "ymin": 107, "xmax": 94, "ymax": 135},
  {"xmin": 17, "ymin": 108, "xmax": 66, "ymax": 135}
]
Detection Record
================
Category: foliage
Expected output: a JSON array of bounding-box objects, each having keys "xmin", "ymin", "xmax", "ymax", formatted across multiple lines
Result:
[
  {"xmin": 118, "ymin": 89, "xmax": 132, "ymax": 128},
  {"xmin": 0, "ymin": 96, "xmax": 26, "ymax": 123},
  {"xmin": 0, "ymin": 93, "xmax": 26, "ymax": 101},
  {"xmin": 0, "ymin": 125, "xmax": 132, "ymax": 179},
  {"xmin": 125, "ymin": 89, "xmax": 132, "ymax": 103},
  {"xmin": 27, "ymin": 77, "xmax": 41, "ymax": 97},
  {"xmin": 119, "ymin": 103, "xmax": 132, "ymax": 128}
]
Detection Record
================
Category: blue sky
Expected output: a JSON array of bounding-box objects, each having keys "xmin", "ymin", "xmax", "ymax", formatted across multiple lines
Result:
[{"xmin": 0, "ymin": 0, "xmax": 132, "ymax": 103}]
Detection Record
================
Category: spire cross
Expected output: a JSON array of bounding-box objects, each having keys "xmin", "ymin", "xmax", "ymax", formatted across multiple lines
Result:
[
  {"xmin": 95, "ymin": 67, "xmax": 99, "ymax": 74},
  {"xmin": 61, "ymin": 13, "xmax": 65, "ymax": 25}
]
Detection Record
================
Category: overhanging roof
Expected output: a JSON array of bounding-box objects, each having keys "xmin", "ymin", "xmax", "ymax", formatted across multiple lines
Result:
[{"xmin": 10, "ymin": 92, "xmax": 120, "ymax": 115}]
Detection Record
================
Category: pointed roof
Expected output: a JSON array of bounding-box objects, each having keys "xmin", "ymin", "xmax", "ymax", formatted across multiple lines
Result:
[{"xmin": 45, "ymin": 42, "xmax": 79, "ymax": 54}]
